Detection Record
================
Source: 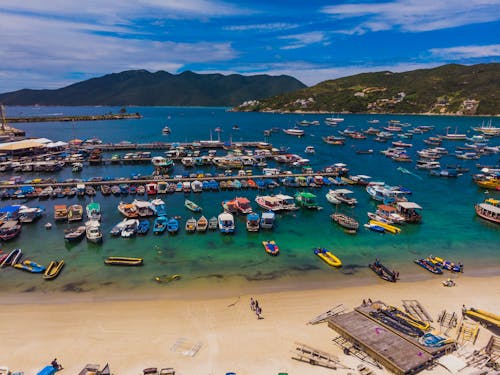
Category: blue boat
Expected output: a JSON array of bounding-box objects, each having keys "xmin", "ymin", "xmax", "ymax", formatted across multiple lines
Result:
[
  {"xmin": 137, "ymin": 220, "xmax": 150, "ymax": 235},
  {"xmin": 202, "ymin": 180, "xmax": 211, "ymax": 191},
  {"xmin": 256, "ymin": 179, "xmax": 266, "ymax": 189},
  {"xmin": 414, "ymin": 258, "xmax": 443, "ymax": 274},
  {"xmin": 322, "ymin": 176, "xmax": 332, "ymax": 185},
  {"xmin": 37, "ymin": 366, "xmax": 57, "ymax": 375},
  {"xmin": 153, "ymin": 216, "xmax": 168, "ymax": 235},
  {"xmin": 208, "ymin": 179, "xmax": 219, "ymax": 191},
  {"xmin": 167, "ymin": 217, "xmax": 179, "ymax": 234}
]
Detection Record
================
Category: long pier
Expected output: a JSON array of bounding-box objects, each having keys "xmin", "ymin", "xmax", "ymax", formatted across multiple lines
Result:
[{"xmin": 1, "ymin": 172, "xmax": 339, "ymax": 189}]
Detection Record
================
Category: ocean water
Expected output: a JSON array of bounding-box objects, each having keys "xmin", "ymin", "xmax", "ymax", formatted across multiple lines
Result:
[{"xmin": 0, "ymin": 106, "xmax": 499, "ymax": 299}]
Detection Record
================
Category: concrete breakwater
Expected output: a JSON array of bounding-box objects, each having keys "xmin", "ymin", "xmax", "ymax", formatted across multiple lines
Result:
[{"xmin": 6, "ymin": 113, "xmax": 142, "ymax": 123}]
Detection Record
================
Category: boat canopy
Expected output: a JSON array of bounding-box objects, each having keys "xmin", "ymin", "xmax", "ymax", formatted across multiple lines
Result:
[
  {"xmin": 274, "ymin": 194, "xmax": 294, "ymax": 200},
  {"xmin": 247, "ymin": 213, "xmax": 259, "ymax": 220},
  {"xmin": 1, "ymin": 220, "xmax": 19, "ymax": 229},
  {"xmin": 219, "ymin": 212, "xmax": 234, "ymax": 221},
  {"xmin": 334, "ymin": 189, "xmax": 354, "ymax": 194},
  {"xmin": 397, "ymin": 202, "xmax": 423, "ymax": 210},
  {"xmin": 479, "ymin": 203, "xmax": 500, "ymax": 214},
  {"xmin": 262, "ymin": 211, "xmax": 275, "ymax": 219},
  {"xmin": 133, "ymin": 200, "xmax": 151, "ymax": 208},
  {"xmin": 0, "ymin": 205, "xmax": 21, "ymax": 213},
  {"xmin": 299, "ymin": 192, "xmax": 316, "ymax": 198}
]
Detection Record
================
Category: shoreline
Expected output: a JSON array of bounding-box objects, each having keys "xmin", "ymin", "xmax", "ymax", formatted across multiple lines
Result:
[{"xmin": 1, "ymin": 275, "xmax": 499, "ymax": 374}]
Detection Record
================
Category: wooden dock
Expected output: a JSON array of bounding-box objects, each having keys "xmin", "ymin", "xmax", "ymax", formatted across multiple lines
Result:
[{"xmin": 328, "ymin": 310, "xmax": 434, "ymax": 375}]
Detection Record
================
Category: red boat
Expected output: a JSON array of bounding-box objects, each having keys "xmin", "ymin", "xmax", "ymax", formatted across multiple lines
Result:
[{"xmin": 0, "ymin": 221, "xmax": 21, "ymax": 241}]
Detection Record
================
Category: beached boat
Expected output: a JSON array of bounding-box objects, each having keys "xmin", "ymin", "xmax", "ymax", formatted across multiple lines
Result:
[
  {"xmin": 54, "ymin": 204, "xmax": 68, "ymax": 221},
  {"xmin": 86, "ymin": 220, "xmax": 103, "ymax": 243},
  {"xmin": 414, "ymin": 258, "xmax": 443, "ymax": 274},
  {"xmin": 427, "ymin": 256, "xmax": 463, "ymax": 272},
  {"xmin": 64, "ymin": 225, "xmax": 86, "ymax": 242},
  {"xmin": 260, "ymin": 211, "xmax": 275, "ymax": 229},
  {"xmin": 86, "ymin": 202, "xmax": 101, "ymax": 221},
  {"xmin": 185, "ymin": 217, "xmax": 197, "ymax": 233},
  {"xmin": 153, "ymin": 216, "xmax": 168, "ymax": 235},
  {"xmin": 196, "ymin": 216, "xmax": 208, "ymax": 232},
  {"xmin": 67, "ymin": 204, "xmax": 83, "ymax": 222},
  {"xmin": 314, "ymin": 248, "xmax": 342, "ymax": 267},
  {"xmin": 104, "ymin": 256, "xmax": 143, "ymax": 266},
  {"xmin": 43, "ymin": 260, "xmax": 64, "ymax": 280},
  {"xmin": 262, "ymin": 240, "xmax": 279, "ymax": 256},
  {"xmin": 295, "ymin": 192, "xmax": 319, "ymax": 209},
  {"xmin": 185, "ymin": 199, "xmax": 202, "ymax": 213},
  {"xmin": 218, "ymin": 212, "xmax": 235, "ymax": 233},
  {"xmin": 13, "ymin": 259, "xmax": 46, "ymax": 273},
  {"xmin": 208, "ymin": 216, "xmax": 218, "ymax": 231},
  {"xmin": 369, "ymin": 259, "xmax": 398, "ymax": 282},
  {"xmin": 117, "ymin": 202, "xmax": 139, "ymax": 218},
  {"xmin": 0, "ymin": 248, "xmax": 22, "ymax": 267},
  {"xmin": 246, "ymin": 212, "xmax": 260, "ymax": 232},
  {"xmin": 330, "ymin": 213, "xmax": 359, "ymax": 231},
  {"xmin": 137, "ymin": 220, "xmax": 150, "ymax": 235}
]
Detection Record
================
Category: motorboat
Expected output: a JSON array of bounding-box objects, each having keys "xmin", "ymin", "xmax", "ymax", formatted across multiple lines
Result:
[
  {"xmin": 86, "ymin": 220, "xmax": 103, "ymax": 243},
  {"xmin": 196, "ymin": 216, "xmax": 208, "ymax": 232},
  {"xmin": 246, "ymin": 212, "xmax": 260, "ymax": 232},
  {"xmin": 153, "ymin": 216, "xmax": 168, "ymax": 235},
  {"xmin": 137, "ymin": 220, "xmax": 150, "ymax": 235},
  {"xmin": 260, "ymin": 211, "xmax": 275, "ymax": 229},
  {"xmin": 208, "ymin": 216, "xmax": 218, "ymax": 230},
  {"xmin": 0, "ymin": 221, "xmax": 22, "ymax": 241},
  {"xmin": 121, "ymin": 219, "xmax": 139, "ymax": 238},
  {"xmin": 150, "ymin": 198, "xmax": 167, "ymax": 216},
  {"xmin": 218, "ymin": 212, "xmax": 235, "ymax": 233},
  {"xmin": 133, "ymin": 199, "xmax": 154, "ymax": 217},
  {"xmin": 294, "ymin": 192, "xmax": 319, "ymax": 209},
  {"xmin": 369, "ymin": 259, "xmax": 398, "ymax": 282},
  {"xmin": 54, "ymin": 205, "xmax": 68, "ymax": 221},
  {"xmin": 328, "ymin": 189, "xmax": 357, "ymax": 206},
  {"xmin": 64, "ymin": 226, "xmax": 86, "ymax": 242},
  {"xmin": 185, "ymin": 217, "xmax": 197, "ymax": 233},
  {"xmin": 185, "ymin": 199, "xmax": 202, "ymax": 212},
  {"xmin": 330, "ymin": 213, "xmax": 359, "ymax": 232},
  {"xmin": 283, "ymin": 128, "xmax": 305, "ymax": 136},
  {"xmin": 117, "ymin": 202, "xmax": 139, "ymax": 218}
]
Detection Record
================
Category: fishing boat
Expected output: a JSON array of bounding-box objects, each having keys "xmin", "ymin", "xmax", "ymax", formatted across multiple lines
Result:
[
  {"xmin": 104, "ymin": 257, "xmax": 143, "ymax": 266},
  {"xmin": 67, "ymin": 204, "xmax": 83, "ymax": 222},
  {"xmin": 372, "ymin": 205, "xmax": 405, "ymax": 224},
  {"xmin": 54, "ymin": 205, "xmax": 68, "ymax": 221},
  {"xmin": 153, "ymin": 216, "xmax": 168, "ymax": 235},
  {"xmin": 121, "ymin": 219, "xmax": 139, "ymax": 238},
  {"xmin": 295, "ymin": 192, "xmax": 319, "ymax": 209},
  {"xmin": 86, "ymin": 202, "xmax": 101, "ymax": 221},
  {"xmin": 85, "ymin": 220, "xmax": 103, "ymax": 243},
  {"xmin": 314, "ymin": 248, "xmax": 342, "ymax": 267},
  {"xmin": 283, "ymin": 128, "xmax": 305, "ymax": 136},
  {"xmin": 475, "ymin": 200, "xmax": 500, "ymax": 224},
  {"xmin": 260, "ymin": 211, "xmax": 275, "ymax": 229},
  {"xmin": 369, "ymin": 259, "xmax": 398, "ymax": 282},
  {"xmin": 43, "ymin": 260, "xmax": 64, "ymax": 280},
  {"xmin": 64, "ymin": 226, "xmax": 86, "ymax": 242},
  {"xmin": 218, "ymin": 212, "xmax": 235, "ymax": 233},
  {"xmin": 395, "ymin": 202, "xmax": 423, "ymax": 223},
  {"xmin": 0, "ymin": 221, "xmax": 21, "ymax": 241},
  {"xmin": 137, "ymin": 220, "xmax": 150, "ymax": 235},
  {"xmin": 329, "ymin": 189, "xmax": 357, "ymax": 206},
  {"xmin": 246, "ymin": 212, "xmax": 260, "ymax": 232},
  {"xmin": 150, "ymin": 198, "xmax": 167, "ymax": 217},
  {"xmin": 262, "ymin": 240, "xmax": 279, "ymax": 256},
  {"xmin": 322, "ymin": 135, "xmax": 345, "ymax": 145},
  {"xmin": 330, "ymin": 213, "xmax": 359, "ymax": 231},
  {"xmin": 0, "ymin": 248, "xmax": 22, "ymax": 267},
  {"xmin": 117, "ymin": 202, "xmax": 139, "ymax": 218},
  {"xmin": 166, "ymin": 217, "xmax": 179, "ymax": 234},
  {"xmin": 208, "ymin": 216, "xmax": 218, "ymax": 231},
  {"xmin": 369, "ymin": 220, "xmax": 401, "ymax": 234},
  {"xmin": 185, "ymin": 199, "xmax": 202, "ymax": 213},
  {"xmin": 196, "ymin": 216, "xmax": 208, "ymax": 232},
  {"xmin": 414, "ymin": 258, "xmax": 443, "ymax": 274},
  {"xmin": 185, "ymin": 217, "xmax": 197, "ymax": 233},
  {"xmin": 13, "ymin": 259, "xmax": 46, "ymax": 273}
]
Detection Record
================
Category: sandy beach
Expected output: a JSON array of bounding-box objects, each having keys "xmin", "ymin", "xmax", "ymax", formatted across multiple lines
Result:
[{"xmin": 1, "ymin": 275, "xmax": 499, "ymax": 375}]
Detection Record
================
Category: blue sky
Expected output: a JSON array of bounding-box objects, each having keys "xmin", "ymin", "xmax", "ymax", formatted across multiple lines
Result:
[{"xmin": 0, "ymin": 0, "xmax": 499, "ymax": 92}]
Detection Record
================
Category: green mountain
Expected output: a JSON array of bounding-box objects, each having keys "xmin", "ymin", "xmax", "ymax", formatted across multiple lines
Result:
[
  {"xmin": 0, "ymin": 70, "xmax": 306, "ymax": 106},
  {"xmin": 235, "ymin": 63, "xmax": 500, "ymax": 115}
]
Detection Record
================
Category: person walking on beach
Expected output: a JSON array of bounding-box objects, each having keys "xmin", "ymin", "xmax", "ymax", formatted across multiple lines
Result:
[
  {"xmin": 51, "ymin": 358, "xmax": 63, "ymax": 371},
  {"xmin": 250, "ymin": 298, "xmax": 255, "ymax": 311},
  {"xmin": 256, "ymin": 306, "xmax": 262, "ymax": 319}
]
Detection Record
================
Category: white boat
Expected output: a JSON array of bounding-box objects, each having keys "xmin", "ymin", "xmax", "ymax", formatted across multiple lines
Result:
[
  {"xmin": 162, "ymin": 125, "xmax": 171, "ymax": 134},
  {"xmin": 274, "ymin": 194, "xmax": 299, "ymax": 210},
  {"xmin": 441, "ymin": 127, "xmax": 467, "ymax": 140},
  {"xmin": 150, "ymin": 198, "xmax": 167, "ymax": 216},
  {"xmin": 416, "ymin": 160, "xmax": 441, "ymax": 170},
  {"xmin": 132, "ymin": 199, "xmax": 154, "ymax": 217},
  {"xmin": 218, "ymin": 212, "xmax": 235, "ymax": 233},
  {"xmin": 305, "ymin": 146, "xmax": 315, "ymax": 154},
  {"xmin": 260, "ymin": 211, "xmax": 275, "ymax": 229},
  {"xmin": 472, "ymin": 120, "xmax": 500, "ymax": 136},
  {"xmin": 255, "ymin": 195, "xmax": 284, "ymax": 211},
  {"xmin": 121, "ymin": 219, "xmax": 139, "ymax": 238},
  {"xmin": 246, "ymin": 212, "xmax": 260, "ymax": 232},
  {"xmin": 326, "ymin": 190, "xmax": 341, "ymax": 205},
  {"xmin": 191, "ymin": 180, "xmax": 203, "ymax": 192},
  {"xmin": 86, "ymin": 220, "xmax": 103, "ymax": 243},
  {"xmin": 329, "ymin": 189, "xmax": 357, "ymax": 206},
  {"xmin": 283, "ymin": 128, "xmax": 305, "ymax": 136}
]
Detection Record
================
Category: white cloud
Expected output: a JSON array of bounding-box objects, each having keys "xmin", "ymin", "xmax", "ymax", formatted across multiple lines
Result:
[
  {"xmin": 224, "ymin": 23, "xmax": 299, "ymax": 32},
  {"xmin": 280, "ymin": 32, "xmax": 325, "ymax": 50},
  {"xmin": 323, "ymin": 0, "xmax": 500, "ymax": 33},
  {"xmin": 0, "ymin": 12, "xmax": 236, "ymax": 91},
  {"xmin": 429, "ymin": 44, "xmax": 500, "ymax": 59}
]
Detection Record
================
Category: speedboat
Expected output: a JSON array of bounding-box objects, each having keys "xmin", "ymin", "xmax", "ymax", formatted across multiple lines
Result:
[
  {"xmin": 218, "ymin": 212, "xmax": 235, "ymax": 233},
  {"xmin": 86, "ymin": 220, "xmax": 103, "ymax": 243},
  {"xmin": 283, "ymin": 128, "xmax": 305, "ymax": 136},
  {"xmin": 64, "ymin": 226, "xmax": 86, "ymax": 242},
  {"xmin": 246, "ymin": 212, "xmax": 260, "ymax": 232},
  {"xmin": 185, "ymin": 217, "xmax": 197, "ymax": 233},
  {"xmin": 121, "ymin": 219, "xmax": 139, "ymax": 238}
]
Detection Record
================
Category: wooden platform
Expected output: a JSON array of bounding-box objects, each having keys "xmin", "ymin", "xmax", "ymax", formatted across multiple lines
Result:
[{"xmin": 328, "ymin": 311, "xmax": 433, "ymax": 375}]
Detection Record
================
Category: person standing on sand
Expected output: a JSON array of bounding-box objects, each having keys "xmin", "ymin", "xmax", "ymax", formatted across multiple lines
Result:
[
  {"xmin": 250, "ymin": 298, "xmax": 255, "ymax": 311},
  {"xmin": 256, "ymin": 306, "xmax": 262, "ymax": 319}
]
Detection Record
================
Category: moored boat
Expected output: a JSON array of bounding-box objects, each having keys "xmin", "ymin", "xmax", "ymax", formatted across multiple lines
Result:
[
  {"xmin": 85, "ymin": 220, "xmax": 103, "ymax": 243},
  {"xmin": 246, "ymin": 212, "xmax": 260, "ymax": 232},
  {"xmin": 196, "ymin": 216, "xmax": 208, "ymax": 232},
  {"xmin": 369, "ymin": 220, "xmax": 401, "ymax": 234},
  {"xmin": 67, "ymin": 204, "xmax": 83, "ymax": 222},
  {"xmin": 369, "ymin": 259, "xmax": 398, "ymax": 282},
  {"xmin": 185, "ymin": 217, "xmax": 197, "ymax": 233},
  {"xmin": 295, "ymin": 191, "xmax": 320, "ymax": 209},
  {"xmin": 330, "ymin": 213, "xmax": 359, "ymax": 232},
  {"xmin": 260, "ymin": 211, "xmax": 275, "ymax": 229},
  {"xmin": 153, "ymin": 216, "xmax": 168, "ymax": 235},
  {"xmin": 167, "ymin": 217, "xmax": 179, "ymax": 234},
  {"xmin": 208, "ymin": 216, "xmax": 218, "ymax": 230},
  {"xmin": 54, "ymin": 205, "xmax": 68, "ymax": 221},
  {"xmin": 0, "ymin": 221, "xmax": 22, "ymax": 241},
  {"xmin": 283, "ymin": 128, "xmax": 305, "ymax": 136},
  {"xmin": 64, "ymin": 226, "xmax": 86, "ymax": 242},
  {"xmin": 475, "ymin": 201, "xmax": 500, "ymax": 225},
  {"xmin": 218, "ymin": 212, "xmax": 235, "ymax": 233},
  {"xmin": 137, "ymin": 220, "xmax": 150, "ymax": 235},
  {"xmin": 117, "ymin": 202, "xmax": 139, "ymax": 218},
  {"xmin": 86, "ymin": 202, "xmax": 101, "ymax": 221},
  {"xmin": 314, "ymin": 248, "xmax": 342, "ymax": 267},
  {"xmin": 185, "ymin": 199, "xmax": 202, "ymax": 213},
  {"xmin": 262, "ymin": 240, "xmax": 279, "ymax": 256}
]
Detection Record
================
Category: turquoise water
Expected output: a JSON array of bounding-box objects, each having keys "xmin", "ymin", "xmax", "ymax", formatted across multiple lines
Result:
[{"xmin": 0, "ymin": 107, "xmax": 499, "ymax": 297}]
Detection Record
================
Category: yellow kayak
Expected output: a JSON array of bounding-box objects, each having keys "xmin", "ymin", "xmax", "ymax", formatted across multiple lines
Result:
[
  {"xmin": 369, "ymin": 220, "xmax": 401, "ymax": 234},
  {"xmin": 314, "ymin": 248, "xmax": 342, "ymax": 267}
]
